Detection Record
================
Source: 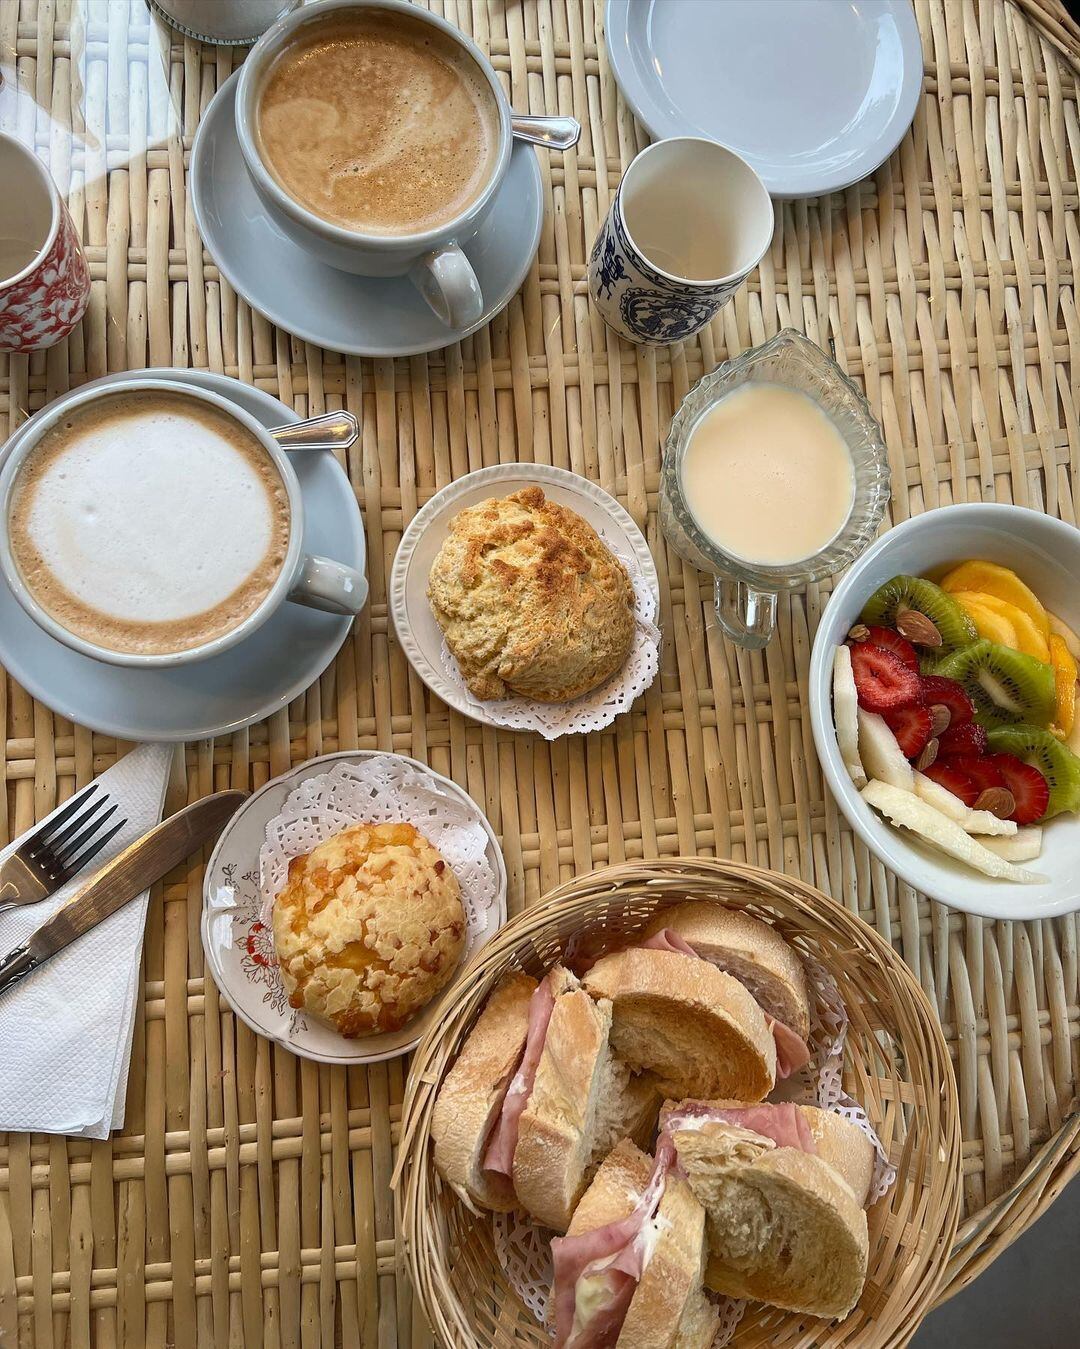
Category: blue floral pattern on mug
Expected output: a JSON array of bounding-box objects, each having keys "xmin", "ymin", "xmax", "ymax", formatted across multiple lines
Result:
[{"xmin": 587, "ymin": 185, "xmax": 741, "ymax": 345}]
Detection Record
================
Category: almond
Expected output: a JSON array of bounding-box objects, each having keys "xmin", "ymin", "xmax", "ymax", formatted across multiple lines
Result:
[
  {"xmin": 973, "ymin": 787, "xmax": 1017, "ymax": 819},
  {"xmin": 847, "ymin": 623, "xmax": 871, "ymax": 642},
  {"xmin": 896, "ymin": 607, "xmax": 943, "ymax": 647},
  {"xmin": 915, "ymin": 738, "xmax": 939, "ymax": 771},
  {"xmin": 928, "ymin": 703, "xmax": 952, "ymax": 738}
]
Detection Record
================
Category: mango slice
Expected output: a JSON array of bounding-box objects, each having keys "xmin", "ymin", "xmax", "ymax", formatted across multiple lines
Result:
[
  {"xmin": 1050, "ymin": 634, "xmax": 1078, "ymax": 739},
  {"xmin": 956, "ymin": 592, "xmax": 1050, "ymax": 661},
  {"xmin": 1049, "ymin": 613, "xmax": 1080, "ymax": 662},
  {"xmin": 941, "ymin": 561, "xmax": 1050, "ymax": 638},
  {"xmin": 952, "ymin": 592, "xmax": 1019, "ymax": 648}
]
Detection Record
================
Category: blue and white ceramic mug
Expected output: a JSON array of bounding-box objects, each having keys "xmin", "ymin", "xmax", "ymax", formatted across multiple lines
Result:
[{"xmin": 588, "ymin": 137, "xmax": 774, "ymax": 346}]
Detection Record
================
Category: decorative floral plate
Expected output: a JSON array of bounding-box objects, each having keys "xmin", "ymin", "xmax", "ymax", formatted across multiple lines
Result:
[{"xmin": 201, "ymin": 751, "xmax": 508, "ymax": 1064}]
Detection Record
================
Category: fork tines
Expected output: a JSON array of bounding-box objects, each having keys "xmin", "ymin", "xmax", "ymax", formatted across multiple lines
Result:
[{"xmin": 23, "ymin": 784, "xmax": 128, "ymax": 886}]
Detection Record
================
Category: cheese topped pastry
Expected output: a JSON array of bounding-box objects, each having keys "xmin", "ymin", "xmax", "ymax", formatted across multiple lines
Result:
[{"xmin": 272, "ymin": 821, "xmax": 465, "ymax": 1037}]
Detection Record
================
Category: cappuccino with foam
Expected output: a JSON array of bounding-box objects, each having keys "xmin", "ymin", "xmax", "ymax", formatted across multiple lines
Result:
[
  {"xmin": 254, "ymin": 8, "xmax": 501, "ymax": 236},
  {"xmin": 8, "ymin": 391, "xmax": 291, "ymax": 656}
]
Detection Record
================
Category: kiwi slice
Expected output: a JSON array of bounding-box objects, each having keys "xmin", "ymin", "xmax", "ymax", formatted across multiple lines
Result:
[
  {"xmin": 931, "ymin": 640, "xmax": 1057, "ymax": 729},
  {"xmin": 987, "ymin": 725, "xmax": 1080, "ymax": 817},
  {"xmin": 860, "ymin": 575, "xmax": 978, "ymax": 653}
]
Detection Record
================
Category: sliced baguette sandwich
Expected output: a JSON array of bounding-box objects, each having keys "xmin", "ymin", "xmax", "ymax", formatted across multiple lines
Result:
[
  {"xmin": 641, "ymin": 903, "xmax": 813, "ymax": 1076},
  {"xmin": 663, "ymin": 1099, "xmax": 870, "ymax": 1319},
  {"xmin": 581, "ymin": 947, "xmax": 778, "ymax": 1101},
  {"xmin": 431, "ymin": 966, "xmax": 658, "ymax": 1229},
  {"xmin": 431, "ymin": 971, "xmax": 536, "ymax": 1212},
  {"xmin": 550, "ymin": 1138, "xmax": 719, "ymax": 1349}
]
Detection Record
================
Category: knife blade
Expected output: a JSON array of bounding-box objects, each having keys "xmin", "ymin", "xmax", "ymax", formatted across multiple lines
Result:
[{"xmin": 0, "ymin": 790, "xmax": 247, "ymax": 997}]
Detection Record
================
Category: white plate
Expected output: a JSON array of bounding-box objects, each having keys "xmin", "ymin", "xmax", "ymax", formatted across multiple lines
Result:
[
  {"xmin": 605, "ymin": 0, "xmax": 924, "ymax": 198},
  {"xmin": 202, "ymin": 750, "xmax": 508, "ymax": 1065},
  {"xmin": 190, "ymin": 72, "xmax": 544, "ymax": 357},
  {"xmin": 809, "ymin": 504, "xmax": 1080, "ymax": 921},
  {"xmin": 0, "ymin": 369, "xmax": 363, "ymax": 741},
  {"xmin": 389, "ymin": 464, "xmax": 660, "ymax": 731}
]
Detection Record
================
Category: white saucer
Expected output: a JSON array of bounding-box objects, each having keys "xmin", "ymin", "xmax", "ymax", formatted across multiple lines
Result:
[
  {"xmin": 605, "ymin": 0, "xmax": 923, "ymax": 199},
  {"xmin": 190, "ymin": 72, "xmax": 545, "ymax": 357},
  {"xmin": 0, "ymin": 369, "xmax": 364, "ymax": 741},
  {"xmin": 201, "ymin": 750, "xmax": 508, "ymax": 1065},
  {"xmin": 389, "ymin": 464, "xmax": 660, "ymax": 731}
]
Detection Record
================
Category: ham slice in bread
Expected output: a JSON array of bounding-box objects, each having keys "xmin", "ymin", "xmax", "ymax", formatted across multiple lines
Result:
[
  {"xmin": 640, "ymin": 927, "xmax": 812, "ymax": 1079},
  {"xmin": 433, "ymin": 966, "xmax": 659, "ymax": 1230},
  {"xmin": 665, "ymin": 1099, "xmax": 872, "ymax": 1318},
  {"xmin": 662, "ymin": 1099, "xmax": 817, "ymax": 1153},
  {"xmin": 483, "ymin": 973, "xmax": 556, "ymax": 1174},
  {"xmin": 551, "ymin": 1134, "xmax": 717, "ymax": 1349}
]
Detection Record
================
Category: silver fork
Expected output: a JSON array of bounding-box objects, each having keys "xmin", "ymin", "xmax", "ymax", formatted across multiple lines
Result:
[{"xmin": 0, "ymin": 784, "xmax": 127, "ymax": 913}]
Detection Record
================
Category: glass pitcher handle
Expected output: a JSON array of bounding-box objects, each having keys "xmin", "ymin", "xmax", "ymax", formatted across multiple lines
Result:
[{"xmin": 714, "ymin": 577, "xmax": 777, "ymax": 650}]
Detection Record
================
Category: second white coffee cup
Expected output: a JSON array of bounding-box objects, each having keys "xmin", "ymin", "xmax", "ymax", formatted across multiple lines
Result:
[{"xmin": 0, "ymin": 378, "xmax": 368, "ymax": 669}]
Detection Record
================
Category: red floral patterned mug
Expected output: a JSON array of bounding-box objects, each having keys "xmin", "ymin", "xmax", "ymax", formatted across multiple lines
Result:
[{"xmin": 0, "ymin": 134, "xmax": 90, "ymax": 353}]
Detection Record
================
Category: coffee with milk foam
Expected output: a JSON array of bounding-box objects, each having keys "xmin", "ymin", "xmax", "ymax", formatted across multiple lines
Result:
[
  {"xmin": 9, "ymin": 391, "xmax": 291, "ymax": 656},
  {"xmin": 255, "ymin": 8, "xmax": 501, "ymax": 236}
]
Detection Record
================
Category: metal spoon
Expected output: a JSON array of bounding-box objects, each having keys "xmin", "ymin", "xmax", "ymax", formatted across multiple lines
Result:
[
  {"xmin": 511, "ymin": 113, "xmax": 581, "ymax": 151},
  {"xmin": 267, "ymin": 409, "xmax": 359, "ymax": 450}
]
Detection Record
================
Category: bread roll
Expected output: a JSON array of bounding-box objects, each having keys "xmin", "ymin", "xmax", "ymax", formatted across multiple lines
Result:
[{"xmin": 427, "ymin": 486, "xmax": 636, "ymax": 702}]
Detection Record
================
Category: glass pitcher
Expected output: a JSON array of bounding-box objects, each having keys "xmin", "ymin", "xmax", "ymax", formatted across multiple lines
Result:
[{"xmin": 660, "ymin": 329, "xmax": 891, "ymax": 649}]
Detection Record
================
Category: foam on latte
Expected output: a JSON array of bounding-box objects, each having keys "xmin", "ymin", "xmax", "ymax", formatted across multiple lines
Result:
[
  {"xmin": 8, "ymin": 391, "xmax": 291, "ymax": 656},
  {"xmin": 254, "ymin": 9, "xmax": 500, "ymax": 235}
]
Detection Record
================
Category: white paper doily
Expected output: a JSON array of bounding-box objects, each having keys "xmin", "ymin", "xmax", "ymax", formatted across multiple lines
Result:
[
  {"xmin": 389, "ymin": 463, "xmax": 662, "ymax": 737},
  {"xmin": 437, "ymin": 531, "xmax": 661, "ymax": 738},
  {"xmin": 201, "ymin": 751, "xmax": 507, "ymax": 1065},
  {"xmin": 487, "ymin": 938, "xmax": 897, "ymax": 1341}
]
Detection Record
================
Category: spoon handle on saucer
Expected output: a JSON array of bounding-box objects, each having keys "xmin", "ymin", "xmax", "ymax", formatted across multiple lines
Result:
[
  {"xmin": 268, "ymin": 409, "xmax": 359, "ymax": 451},
  {"xmin": 511, "ymin": 114, "xmax": 581, "ymax": 151}
]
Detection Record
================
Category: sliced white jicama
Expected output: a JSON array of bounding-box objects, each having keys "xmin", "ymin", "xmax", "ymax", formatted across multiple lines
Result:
[
  {"xmin": 833, "ymin": 646, "xmax": 866, "ymax": 787},
  {"xmin": 857, "ymin": 709, "xmax": 913, "ymax": 791},
  {"xmin": 981, "ymin": 828, "xmax": 1043, "ymax": 863},
  {"xmin": 861, "ymin": 779, "xmax": 1046, "ymax": 883},
  {"xmin": 913, "ymin": 772, "xmax": 1017, "ymax": 837}
]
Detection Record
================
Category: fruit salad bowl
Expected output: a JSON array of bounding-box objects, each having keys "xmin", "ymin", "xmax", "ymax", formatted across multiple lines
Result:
[{"xmin": 809, "ymin": 504, "xmax": 1080, "ymax": 920}]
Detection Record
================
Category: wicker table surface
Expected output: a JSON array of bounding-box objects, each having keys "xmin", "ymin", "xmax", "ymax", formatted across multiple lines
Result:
[{"xmin": 0, "ymin": 0, "xmax": 1078, "ymax": 1345}]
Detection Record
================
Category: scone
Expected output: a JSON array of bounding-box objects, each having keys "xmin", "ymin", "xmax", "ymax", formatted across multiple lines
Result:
[
  {"xmin": 272, "ymin": 821, "xmax": 466, "ymax": 1037},
  {"xmin": 427, "ymin": 486, "xmax": 636, "ymax": 702}
]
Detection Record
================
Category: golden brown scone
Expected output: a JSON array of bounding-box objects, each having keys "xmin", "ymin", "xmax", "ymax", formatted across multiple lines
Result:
[
  {"xmin": 272, "ymin": 822, "xmax": 466, "ymax": 1037},
  {"xmin": 426, "ymin": 486, "xmax": 636, "ymax": 702}
]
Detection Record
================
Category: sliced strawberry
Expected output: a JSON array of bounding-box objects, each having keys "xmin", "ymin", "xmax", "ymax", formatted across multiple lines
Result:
[
  {"xmin": 989, "ymin": 753, "xmax": 1050, "ymax": 824},
  {"xmin": 938, "ymin": 722, "xmax": 989, "ymax": 757},
  {"xmin": 946, "ymin": 755, "xmax": 1005, "ymax": 793},
  {"xmin": 849, "ymin": 643, "xmax": 923, "ymax": 712},
  {"xmin": 863, "ymin": 626, "xmax": 919, "ymax": 672},
  {"xmin": 919, "ymin": 675, "xmax": 975, "ymax": 729},
  {"xmin": 921, "ymin": 761, "xmax": 979, "ymax": 807},
  {"xmin": 883, "ymin": 704, "xmax": 933, "ymax": 758}
]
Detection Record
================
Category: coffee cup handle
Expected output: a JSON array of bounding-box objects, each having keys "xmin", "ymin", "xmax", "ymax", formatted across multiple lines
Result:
[
  {"xmin": 714, "ymin": 577, "xmax": 777, "ymax": 650},
  {"xmin": 410, "ymin": 244, "xmax": 484, "ymax": 329},
  {"xmin": 288, "ymin": 554, "xmax": 368, "ymax": 616}
]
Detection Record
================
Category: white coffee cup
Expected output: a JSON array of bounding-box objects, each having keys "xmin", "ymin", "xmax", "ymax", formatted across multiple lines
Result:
[
  {"xmin": 234, "ymin": 0, "xmax": 513, "ymax": 330},
  {"xmin": 588, "ymin": 137, "xmax": 774, "ymax": 346},
  {"xmin": 0, "ymin": 378, "xmax": 368, "ymax": 669}
]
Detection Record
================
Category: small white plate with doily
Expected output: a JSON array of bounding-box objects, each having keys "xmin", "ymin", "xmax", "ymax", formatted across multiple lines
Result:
[
  {"xmin": 389, "ymin": 464, "xmax": 661, "ymax": 737},
  {"xmin": 201, "ymin": 750, "xmax": 507, "ymax": 1065}
]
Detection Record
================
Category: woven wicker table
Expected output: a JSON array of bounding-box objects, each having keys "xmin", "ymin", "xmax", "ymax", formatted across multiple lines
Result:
[{"xmin": 0, "ymin": 0, "xmax": 1078, "ymax": 1345}]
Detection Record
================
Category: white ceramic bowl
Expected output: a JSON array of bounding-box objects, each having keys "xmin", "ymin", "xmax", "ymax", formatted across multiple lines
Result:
[{"xmin": 809, "ymin": 504, "xmax": 1080, "ymax": 920}]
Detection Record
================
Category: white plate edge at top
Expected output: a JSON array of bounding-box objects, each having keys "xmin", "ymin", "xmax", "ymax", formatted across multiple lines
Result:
[
  {"xmin": 201, "ymin": 748, "xmax": 509, "ymax": 1065},
  {"xmin": 388, "ymin": 463, "xmax": 660, "ymax": 729},
  {"xmin": 603, "ymin": 0, "xmax": 925, "ymax": 199}
]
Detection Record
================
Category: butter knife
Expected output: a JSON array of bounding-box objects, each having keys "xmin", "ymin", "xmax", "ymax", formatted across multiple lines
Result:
[{"xmin": 0, "ymin": 790, "xmax": 247, "ymax": 997}]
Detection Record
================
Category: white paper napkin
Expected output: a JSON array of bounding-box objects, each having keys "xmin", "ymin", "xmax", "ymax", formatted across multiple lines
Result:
[{"xmin": 0, "ymin": 743, "xmax": 174, "ymax": 1139}]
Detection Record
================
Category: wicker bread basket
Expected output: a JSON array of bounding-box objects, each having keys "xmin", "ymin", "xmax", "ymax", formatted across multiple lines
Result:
[{"xmin": 395, "ymin": 859, "xmax": 962, "ymax": 1349}]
